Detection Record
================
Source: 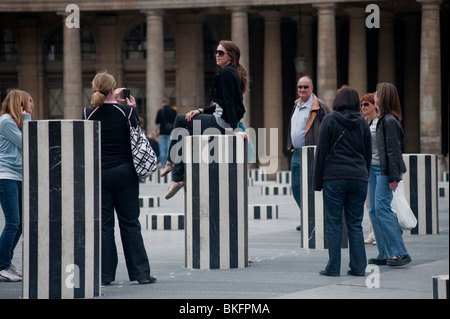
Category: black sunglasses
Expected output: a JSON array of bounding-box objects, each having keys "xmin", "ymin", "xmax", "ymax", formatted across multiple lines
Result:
[
  {"xmin": 297, "ymin": 85, "xmax": 310, "ymax": 89},
  {"xmin": 361, "ymin": 102, "xmax": 370, "ymax": 107},
  {"xmin": 214, "ymin": 50, "xmax": 228, "ymax": 56}
]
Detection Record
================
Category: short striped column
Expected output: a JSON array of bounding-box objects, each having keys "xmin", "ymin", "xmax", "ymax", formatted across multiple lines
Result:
[
  {"xmin": 248, "ymin": 204, "xmax": 278, "ymax": 219},
  {"xmin": 146, "ymin": 213, "xmax": 184, "ymax": 230},
  {"xmin": 276, "ymin": 171, "xmax": 291, "ymax": 184},
  {"xmin": 22, "ymin": 120, "xmax": 101, "ymax": 299},
  {"xmin": 299, "ymin": 146, "xmax": 348, "ymax": 249},
  {"xmin": 248, "ymin": 168, "xmax": 267, "ymax": 183},
  {"xmin": 432, "ymin": 275, "xmax": 449, "ymax": 299},
  {"xmin": 139, "ymin": 195, "xmax": 160, "ymax": 208},
  {"xmin": 261, "ymin": 185, "xmax": 291, "ymax": 195},
  {"xmin": 185, "ymin": 135, "xmax": 248, "ymax": 269},
  {"xmin": 402, "ymin": 154, "xmax": 439, "ymax": 234}
]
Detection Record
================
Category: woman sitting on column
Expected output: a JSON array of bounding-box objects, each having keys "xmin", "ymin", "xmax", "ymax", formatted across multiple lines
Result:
[{"xmin": 161, "ymin": 40, "xmax": 249, "ymax": 199}]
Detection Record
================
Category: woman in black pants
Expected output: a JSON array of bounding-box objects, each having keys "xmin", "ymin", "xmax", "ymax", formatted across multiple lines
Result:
[
  {"xmin": 161, "ymin": 40, "xmax": 249, "ymax": 199},
  {"xmin": 83, "ymin": 72, "xmax": 156, "ymax": 285}
]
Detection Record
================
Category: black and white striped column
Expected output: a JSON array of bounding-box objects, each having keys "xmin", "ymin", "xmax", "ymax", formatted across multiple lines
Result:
[
  {"xmin": 402, "ymin": 154, "xmax": 438, "ymax": 234},
  {"xmin": 184, "ymin": 135, "xmax": 248, "ymax": 269},
  {"xmin": 299, "ymin": 146, "xmax": 348, "ymax": 249},
  {"xmin": 22, "ymin": 120, "xmax": 101, "ymax": 299},
  {"xmin": 432, "ymin": 275, "xmax": 449, "ymax": 299}
]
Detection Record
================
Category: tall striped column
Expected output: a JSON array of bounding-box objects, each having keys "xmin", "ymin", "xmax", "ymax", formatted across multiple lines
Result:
[
  {"xmin": 22, "ymin": 120, "xmax": 101, "ymax": 299},
  {"xmin": 299, "ymin": 146, "xmax": 348, "ymax": 249},
  {"xmin": 402, "ymin": 154, "xmax": 438, "ymax": 234},
  {"xmin": 185, "ymin": 135, "xmax": 248, "ymax": 269}
]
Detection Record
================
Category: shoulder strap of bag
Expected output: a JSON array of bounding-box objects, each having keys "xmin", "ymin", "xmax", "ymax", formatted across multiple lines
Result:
[{"xmin": 85, "ymin": 106, "xmax": 100, "ymax": 120}]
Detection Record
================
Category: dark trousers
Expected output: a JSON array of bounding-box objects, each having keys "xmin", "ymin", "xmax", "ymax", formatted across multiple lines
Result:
[
  {"xmin": 101, "ymin": 162, "xmax": 150, "ymax": 282},
  {"xmin": 167, "ymin": 114, "xmax": 225, "ymax": 182},
  {"xmin": 322, "ymin": 179, "xmax": 368, "ymax": 275}
]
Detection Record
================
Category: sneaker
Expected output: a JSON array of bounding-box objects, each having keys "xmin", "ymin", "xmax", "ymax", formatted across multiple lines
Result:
[
  {"xmin": 9, "ymin": 264, "xmax": 22, "ymax": 277},
  {"xmin": 0, "ymin": 268, "xmax": 22, "ymax": 282}
]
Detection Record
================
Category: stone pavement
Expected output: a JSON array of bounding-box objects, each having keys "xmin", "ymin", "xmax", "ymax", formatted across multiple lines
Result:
[{"xmin": 0, "ymin": 175, "xmax": 448, "ymax": 303}]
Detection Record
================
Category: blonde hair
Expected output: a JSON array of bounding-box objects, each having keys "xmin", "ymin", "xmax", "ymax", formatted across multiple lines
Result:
[
  {"xmin": 1, "ymin": 89, "xmax": 30, "ymax": 130},
  {"xmin": 90, "ymin": 71, "xmax": 116, "ymax": 106}
]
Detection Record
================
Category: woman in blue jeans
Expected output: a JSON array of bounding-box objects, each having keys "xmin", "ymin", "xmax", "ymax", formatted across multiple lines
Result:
[
  {"xmin": 368, "ymin": 83, "xmax": 410, "ymax": 267},
  {"xmin": 0, "ymin": 90, "xmax": 33, "ymax": 282},
  {"xmin": 314, "ymin": 86, "xmax": 372, "ymax": 276}
]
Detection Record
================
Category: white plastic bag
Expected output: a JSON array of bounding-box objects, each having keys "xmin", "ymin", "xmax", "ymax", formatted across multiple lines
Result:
[{"xmin": 391, "ymin": 181, "xmax": 417, "ymax": 230}]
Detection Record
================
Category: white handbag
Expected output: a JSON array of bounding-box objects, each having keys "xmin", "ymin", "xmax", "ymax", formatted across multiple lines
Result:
[{"xmin": 391, "ymin": 181, "xmax": 417, "ymax": 230}]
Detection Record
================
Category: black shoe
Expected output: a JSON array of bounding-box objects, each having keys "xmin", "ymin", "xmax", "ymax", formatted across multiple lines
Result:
[
  {"xmin": 387, "ymin": 254, "xmax": 411, "ymax": 267},
  {"xmin": 347, "ymin": 270, "xmax": 365, "ymax": 277},
  {"xmin": 138, "ymin": 276, "xmax": 157, "ymax": 284},
  {"xmin": 368, "ymin": 258, "xmax": 387, "ymax": 265},
  {"xmin": 319, "ymin": 270, "xmax": 340, "ymax": 277},
  {"xmin": 101, "ymin": 281, "xmax": 111, "ymax": 286}
]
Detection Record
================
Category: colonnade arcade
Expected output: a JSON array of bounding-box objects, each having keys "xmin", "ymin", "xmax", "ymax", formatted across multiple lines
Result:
[{"xmin": 0, "ymin": 0, "xmax": 447, "ymax": 172}]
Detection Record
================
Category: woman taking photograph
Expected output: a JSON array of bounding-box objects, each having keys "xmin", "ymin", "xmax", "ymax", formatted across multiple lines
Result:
[
  {"xmin": 313, "ymin": 86, "xmax": 372, "ymax": 277},
  {"xmin": 368, "ymin": 82, "xmax": 411, "ymax": 267},
  {"xmin": 161, "ymin": 40, "xmax": 248, "ymax": 199},
  {"xmin": 83, "ymin": 71, "xmax": 156, "ymax": 285},
  {"xmin": 0, "ymin": 90, "xmax": 33, "ymax": 282}
]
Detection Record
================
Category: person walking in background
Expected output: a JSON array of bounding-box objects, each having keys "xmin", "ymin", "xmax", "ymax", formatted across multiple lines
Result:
[
  {"xmin": 368, "ymin": 82, "xmax": 411, "ymax": 267},
  {"xmin": 155, "ymin": 97, "xmax": 176, "ymax": 167},
  {"xmin": 83, "ymin": 71, "xmax": 156, "ymax": 285},
  {"xmin": 287, "ymin": 75, "xmax": 330, "ymax": 231},
  {"xmin": 0, "ymin": 90, "xmax": 34, "ymax": 282},
  {"xmin": 360, "ymin": 93, "xmax": 378, "ymax": 245},
  {"xmin": 313, "ymin": 86, "xmax": 372, "ymax": 277},
  {"xmin": 160, "ymin": 40, "xmax": 249, "ymax": 200}
]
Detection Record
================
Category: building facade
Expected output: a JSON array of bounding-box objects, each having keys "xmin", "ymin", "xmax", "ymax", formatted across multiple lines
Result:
[{"xmin": 0, "ymin": 0, "xmax": 448, "ymax": 172}]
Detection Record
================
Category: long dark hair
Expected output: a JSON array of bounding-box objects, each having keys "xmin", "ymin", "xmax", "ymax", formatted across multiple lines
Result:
[
  {"xmin": 376, "ymin": 82, "xmax": 402, "ymax": 121},
  {"xmin": 219, "ymin": 40, "xmax": 248, "ymax": 94}
]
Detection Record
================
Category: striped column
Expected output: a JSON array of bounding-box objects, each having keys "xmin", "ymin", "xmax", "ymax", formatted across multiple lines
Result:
[
  {"xmin": 248, "ymin": 204, "xmax": 278, "ymax": 219},
  {"xmin": 432, "ymin": 275, "xmax": 449, "ymax": 299},
  {"xmin": 185, "ymin": 135, "xmax": 248, "ymax": 269},
  {"xmin": 299, "ymin": 146, "xmax": 348, "ymax": 249},
  {"xmin": 402, "ymin": 154, "xmax": 438, "ymax": 234},
  {"xmin": 146, "ymin": 213, "xmax": 184, "ymax": 230},
  {"xmin": 22, "ymin": 120, "xmax": 101, "ymax": 299}
]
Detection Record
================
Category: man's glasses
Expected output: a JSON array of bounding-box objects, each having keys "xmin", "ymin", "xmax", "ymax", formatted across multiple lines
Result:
[
  {"xmin": 214, "ymin": 50, "xmax": 228, "ymax": 56},
  {"xmin": 361, "ymin": 102, "xmax": 370, "ymax": 107},
  {"xmin": 297, "ymin": 85, "xmax": 310, "ymax": 89}
]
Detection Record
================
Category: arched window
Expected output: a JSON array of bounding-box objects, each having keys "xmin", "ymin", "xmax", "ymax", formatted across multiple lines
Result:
[{"xmin": 46, "ymin": 25, "xmax": 96, "ymax": 61}]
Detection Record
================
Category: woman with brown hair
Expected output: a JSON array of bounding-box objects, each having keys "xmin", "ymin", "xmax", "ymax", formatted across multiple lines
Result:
[
  {"xmin": 0, "ymin": 89, "xmax": 33, "ymax": 281},
  {"xmin": 83, "ymin": 71, "xmax": 156, "ymax": 285},
  {"xmin": 161, "ymin": 40, "xmax": 249, "ymax": 199},
  {"xmin": 368, "ymin": 82, "xmax": 411, "ymax": 267}
]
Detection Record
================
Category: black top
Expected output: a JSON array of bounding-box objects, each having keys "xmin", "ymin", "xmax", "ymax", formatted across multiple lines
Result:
[
  {"xmin": 204, "ymin": 65, "xmax": 245, "ymax": 129},
  {"xmin": 155, "ymin": 104, "xmax": 177, "ymax": 135},
  {"xmin": 83, "ymin": 103, "xmax": 139, "ymax": 169},
  {"xmin": 313, "ymin": 109, "xmax": 372, "ymax": 191}
]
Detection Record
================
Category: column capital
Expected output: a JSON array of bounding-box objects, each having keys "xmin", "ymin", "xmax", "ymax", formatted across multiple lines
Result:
[
  {"xmin": 226, "ymin": 6, "xmax": 249, "ymax": 13},
  {"xmin": 143, "ymin": 9, "xmax": 164, "ymax": 17},
  {"xmin": 312, "ymin": 3, "xmax": 336, "ymax": 13}
]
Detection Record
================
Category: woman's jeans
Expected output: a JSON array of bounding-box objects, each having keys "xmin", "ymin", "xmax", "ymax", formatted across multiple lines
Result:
[
  {"xmin": 167, "ymin": 114, "xmax": 225, "ymax": 182},
  {"xmin": 323, "ymin": 179, "xmax": 368, "ymax": 275},
  {"xmin": 0, "ymin": 179, "xmax": 22, "ymax": 271},
  {"xmin": 101, "ymin": 163, "xmax": 150, "ymax": 282},
  {"xmin": 369, "ymin": 165, "xmax": 408, "ymax": 260}
]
